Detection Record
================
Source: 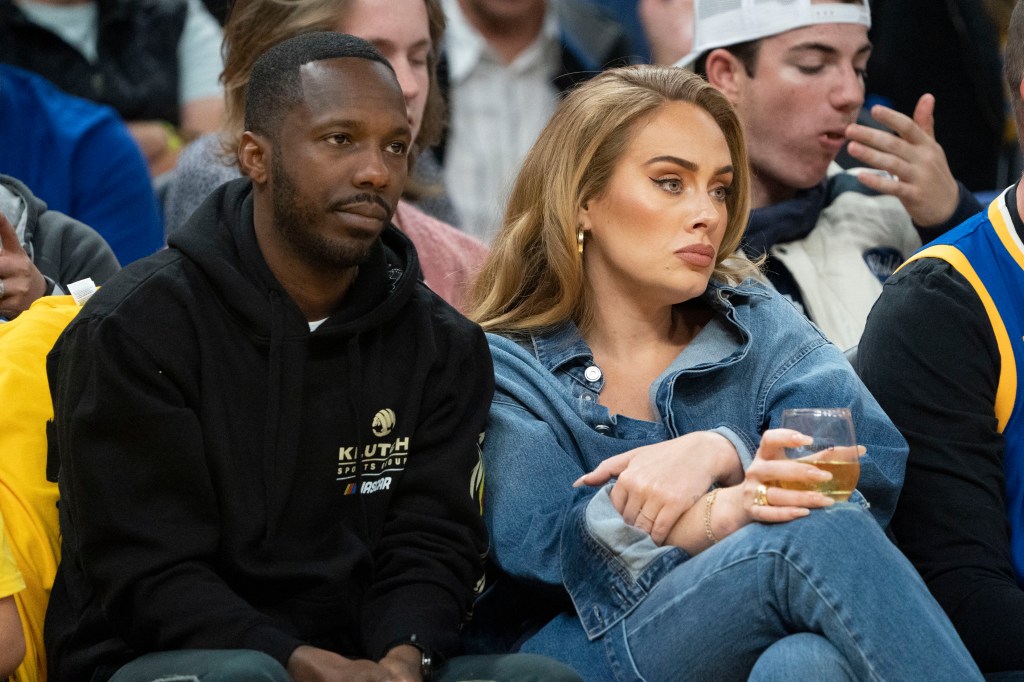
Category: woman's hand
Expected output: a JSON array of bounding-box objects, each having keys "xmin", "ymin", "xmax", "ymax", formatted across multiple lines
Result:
[
  {"xmin": 710, "ymin": 429, "xmax": 844, "ymax": 540},
  {"xmin": 575, "ymin": 431, "xmax": 743, "ymax": 544}
]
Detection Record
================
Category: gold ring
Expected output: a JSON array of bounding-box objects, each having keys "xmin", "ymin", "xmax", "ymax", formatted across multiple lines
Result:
[{"xmin": 754, "ymin": 483, "xmax": 769, "ymax": 507}]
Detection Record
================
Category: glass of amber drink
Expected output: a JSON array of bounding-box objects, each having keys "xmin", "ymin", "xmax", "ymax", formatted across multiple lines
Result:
[{"xmin": 779, "ymin": 408, "xmax": 861, "ymax": 502}]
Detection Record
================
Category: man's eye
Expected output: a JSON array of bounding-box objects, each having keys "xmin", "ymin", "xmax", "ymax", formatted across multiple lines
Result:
[
  {"xmin": 327, "ymin": 134, "xmax": 350, "ymax": 145},
  {"xmin": 386, "ymin": 141, "xmax": 408, "ymax": 155}
]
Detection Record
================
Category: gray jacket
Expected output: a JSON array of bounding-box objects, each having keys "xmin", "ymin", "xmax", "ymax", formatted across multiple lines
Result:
[{"xmin": 0, "ymin": 174, "xmax": 120, "ymax": 294}]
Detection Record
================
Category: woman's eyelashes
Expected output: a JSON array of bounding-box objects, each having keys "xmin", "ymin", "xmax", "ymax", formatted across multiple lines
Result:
[{"xmin": 653, "ymin": 177, "xmax": 732, "ymax": 202}]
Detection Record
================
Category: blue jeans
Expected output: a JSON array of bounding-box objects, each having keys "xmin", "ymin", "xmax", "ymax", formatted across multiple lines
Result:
[
  {"xmin": 108, "ymin": 649, "xmax": 582, "ymax": 682},
  {"xmin": 521, "ymin": 504, "xmax": 982, "ymax": 681}
]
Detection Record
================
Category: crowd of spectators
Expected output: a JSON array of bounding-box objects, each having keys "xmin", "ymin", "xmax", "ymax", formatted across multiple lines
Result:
[{"xmin": 0, "ymin": 0, "xmax": 1022, "ymax": 680}]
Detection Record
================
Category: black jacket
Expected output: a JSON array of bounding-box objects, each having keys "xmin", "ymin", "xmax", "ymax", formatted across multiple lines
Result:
[
  {"xmin": 857, "ymin": 186, "xmax": 1024, "ymax": 673},
  {"xmin": 44, "ymin": 178, "xmax": 493, "ymax": 679},
  {"xmin": 0, "ymin": 0, "xmax": 184, "ymax": 124}
]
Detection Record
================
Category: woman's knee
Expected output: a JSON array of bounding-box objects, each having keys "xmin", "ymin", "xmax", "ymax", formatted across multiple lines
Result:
[{"xmin": 749, "ymin": 633, "xmax": 856, "ymax": 682}]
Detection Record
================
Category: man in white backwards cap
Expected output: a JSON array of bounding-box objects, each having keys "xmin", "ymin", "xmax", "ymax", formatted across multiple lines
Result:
[{"xmin": 673, "ymin": 0, "xmax": 982, "ymax": 350}]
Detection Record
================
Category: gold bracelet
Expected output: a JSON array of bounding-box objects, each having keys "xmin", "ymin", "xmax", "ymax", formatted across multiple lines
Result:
[{"xmin": 704, "ymin": 488, "xmax": 720, "ymax": 545}]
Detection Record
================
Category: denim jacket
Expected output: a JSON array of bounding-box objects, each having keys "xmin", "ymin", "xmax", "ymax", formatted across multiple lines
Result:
[{"xmin": 481, "ymin": 279, "xmax": 907, "ymax": 644}]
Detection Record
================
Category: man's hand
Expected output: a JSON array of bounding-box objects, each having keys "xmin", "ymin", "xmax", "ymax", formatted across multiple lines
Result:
[
  {"xmin": 844, "ymin": 93, "xmax": 960, "ymax": 228},
  {"xmin": 0, "ymin": 210, "xmax": 47, "ymax": 318},
  {"xmin": 125, "ymin": 120, "xmax": 182, "ymax": 177},
  {"xmin": 287, "ymin": 645, "xmax": 403, "ymax": 682},
  {"xmin": 378, "ymin": 644, "xmax": 423, "ymax": 682}
]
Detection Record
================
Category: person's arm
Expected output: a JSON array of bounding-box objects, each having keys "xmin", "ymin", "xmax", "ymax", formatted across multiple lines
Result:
[
  {"xmin": 0, "ymin": 510, "xmax": 26, "ymax": 679},
  {"xmin": 761, "ymin": 340, "xmax": 909, "ymax": 528},
  {"xmin": 49, "ymin": 312, "xmax": 303, "ymax": 665},
  {"xmin": 638, "ymin": 0, "xmax": 693, "ymax": 65},
  {"xmin": 0, "ymin": 595, "xmax": 24, "ymax": 678},
  {"xmin": 844, "ymin": 94, "xmax": 982, "ymax": 232},
  {"xmin": 359, "ymin": 321, "xmax": 493, "ymax": 663},
  {"xmin": 857, "ymin": 258, "xmax": 1024, "ymax": 672},
  {"xmin": 176, "ymin": 0, "xmax": 224, "ymax": 140},
  {"xmin": 573, "ymin": 430, "xmax": 743, "ymax": 544},
  {"xmin": 70, "ymin": 110, "xmax": 164, "ymax": 265}
]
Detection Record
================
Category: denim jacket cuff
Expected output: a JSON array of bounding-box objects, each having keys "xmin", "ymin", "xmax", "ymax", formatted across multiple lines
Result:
[
  {"xmin": 710, "ymin": 425, "xmax": 754, "ymax": 469},
  {"xmin": 561, "ymin": 485, "xmax": 687, "ymax": 639}
]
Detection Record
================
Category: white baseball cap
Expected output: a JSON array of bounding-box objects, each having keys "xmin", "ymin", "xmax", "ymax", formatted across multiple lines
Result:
[{"xmin": 674, "ymin": 0, "xmax": 872, "ymax": 71}]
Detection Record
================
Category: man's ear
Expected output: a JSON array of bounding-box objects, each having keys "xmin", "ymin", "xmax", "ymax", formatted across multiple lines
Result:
[
  {"xmin": 704, "ymin": 48, "xmax": 745, "ymax": 104},
  {"xmin": 238, "ymin": 131, "xmax": 269, "ymax": 185}
]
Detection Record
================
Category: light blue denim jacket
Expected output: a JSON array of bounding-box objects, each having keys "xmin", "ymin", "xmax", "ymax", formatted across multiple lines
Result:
[{"xmin": 482, "ymin": 279, "xmax": 907, "ymax": 643}]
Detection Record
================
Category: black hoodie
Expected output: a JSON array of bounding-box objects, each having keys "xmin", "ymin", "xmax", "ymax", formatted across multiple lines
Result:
[{"xmin": 44, "ymin": 178, "xmax": 493, "ymax": 680}]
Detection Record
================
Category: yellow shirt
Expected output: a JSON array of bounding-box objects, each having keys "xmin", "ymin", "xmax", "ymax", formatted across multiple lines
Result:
[
  {"xmin": 0, "ymin": 296, "xmax": 83, "ymax": 682},
  {"xmin": 0, "ymin": 512, "xmax": 26, "ymax": 598}
]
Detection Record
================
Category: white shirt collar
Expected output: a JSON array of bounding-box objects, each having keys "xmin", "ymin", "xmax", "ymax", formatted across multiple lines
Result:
[{"xmin": 442, "ymin": 0, "xmax": 560, "ymax": 84}]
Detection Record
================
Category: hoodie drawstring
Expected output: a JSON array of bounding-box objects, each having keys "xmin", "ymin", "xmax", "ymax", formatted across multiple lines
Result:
[
  {"xmin": 347, "ymin": 332, "xmax": 373, "ymax": 540},
  {"xmin": 261, "ymin": 289, "xmax": 285, "ymax": 548}
]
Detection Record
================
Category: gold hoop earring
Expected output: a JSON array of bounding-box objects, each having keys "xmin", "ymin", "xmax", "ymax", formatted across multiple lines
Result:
[{"xmin": 577, "ymin": 228, "xmax": 585, "ymax": 255}]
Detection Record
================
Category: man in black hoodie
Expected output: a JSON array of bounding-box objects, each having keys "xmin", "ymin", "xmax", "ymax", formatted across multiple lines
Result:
[{"xmin": 44, "ymin": 32, "xmax": 575, "ymax": 682}]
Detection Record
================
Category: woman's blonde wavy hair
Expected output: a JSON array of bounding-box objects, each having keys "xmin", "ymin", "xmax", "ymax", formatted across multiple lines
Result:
[
  {"xmin": 467, "ymin": 65, "xmax": 760, "ymax": 336},
  {"xmin": 218, "ymin": 0, "xmax": 446, "ymax": 199}
]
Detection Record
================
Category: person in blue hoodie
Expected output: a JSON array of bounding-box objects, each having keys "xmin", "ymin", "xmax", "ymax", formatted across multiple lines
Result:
[
  {"xmin": 0, "ymin": 64, "xmax": 164, "ymax": 265},
  {"xmin": 44, "ymin": 31, "xmax": 577, "ymax": 682}
]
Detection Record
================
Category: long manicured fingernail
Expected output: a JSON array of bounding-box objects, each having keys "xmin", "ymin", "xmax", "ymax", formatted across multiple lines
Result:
[
  {"xmin": 572, "ymin": 476, "xmax": 585, "ymax": 488},
  {"xmin": 809, "ymin": 467, "xmax": 832, "ymax": 480}
]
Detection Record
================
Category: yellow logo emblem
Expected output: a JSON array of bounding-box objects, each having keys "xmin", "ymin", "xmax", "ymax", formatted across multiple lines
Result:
[{"xmin": 372, "ymin": 408, "xmax": 396, "ymax": 437}]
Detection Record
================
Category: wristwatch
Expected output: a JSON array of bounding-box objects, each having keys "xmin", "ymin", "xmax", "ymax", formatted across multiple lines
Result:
[{"xmin": 388, "ymin": 634, "xmax": 434, "ymax": 681}]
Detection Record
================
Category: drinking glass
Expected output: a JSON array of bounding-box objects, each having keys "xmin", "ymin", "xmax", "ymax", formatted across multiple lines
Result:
[{"xmin": 778, "ymin": 407, "xmax": 861, "ymax": 501}]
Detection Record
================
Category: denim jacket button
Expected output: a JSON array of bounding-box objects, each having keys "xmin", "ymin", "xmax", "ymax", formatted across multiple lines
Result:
[
  {"xmin": 584, "ymin": 366, "xmax": 602, "ymax": 382},
  {"xmin": 595, "ymin": 424, "xmax": 611, "ymax": 434},
  {"xmin": 582, "ymin": 394, "xmax": 594, "ymax": 402}
]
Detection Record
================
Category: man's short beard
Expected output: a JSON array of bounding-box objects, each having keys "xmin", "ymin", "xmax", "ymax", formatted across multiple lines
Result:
[{"xmin": 270, "ymin": 152, "xmax": 377, "ymax": 272}]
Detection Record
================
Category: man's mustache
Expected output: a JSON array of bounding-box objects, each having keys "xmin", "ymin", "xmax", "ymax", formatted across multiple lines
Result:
[{"xmin": 331, "ymin": 193, "xmax": 393, "ymax": 216}]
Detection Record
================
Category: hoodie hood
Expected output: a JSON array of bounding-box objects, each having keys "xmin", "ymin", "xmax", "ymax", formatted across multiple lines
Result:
[{"xmin": 166, "ymin": 176, "xmax": 423, "ymax": 341}]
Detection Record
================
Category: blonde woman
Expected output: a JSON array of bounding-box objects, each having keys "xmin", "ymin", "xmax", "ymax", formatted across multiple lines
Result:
[{"xmin": 468, "ymin": 65, "xmax": 981, "ymax": 681}]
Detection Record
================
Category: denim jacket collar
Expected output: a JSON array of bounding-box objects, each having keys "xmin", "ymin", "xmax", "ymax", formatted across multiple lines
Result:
[{"xmin": 530, "ymin": 279, "xmax": 769, "ymax": 376}]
